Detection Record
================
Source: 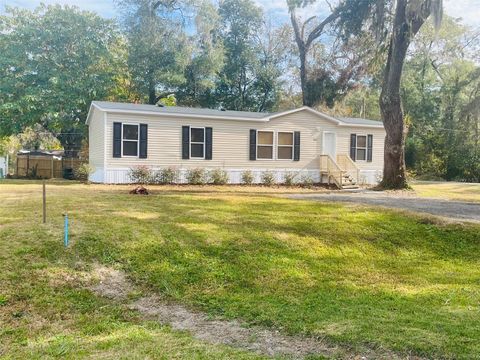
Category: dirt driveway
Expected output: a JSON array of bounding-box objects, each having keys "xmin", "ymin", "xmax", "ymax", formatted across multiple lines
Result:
[{"xmin": 287, "ymin": 192, "xmax": 480, "ymax": 223}]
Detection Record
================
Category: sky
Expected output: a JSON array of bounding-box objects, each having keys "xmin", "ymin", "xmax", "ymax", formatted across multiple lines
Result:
[{"xmin": 1, "ymin": 0, "xmax": 479, "ymax": 28}]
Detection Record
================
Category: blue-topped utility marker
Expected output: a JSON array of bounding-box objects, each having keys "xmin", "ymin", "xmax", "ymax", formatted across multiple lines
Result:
[{"xmin": 63, "ymin": 213, "xmax": 69, "ymax": 247}]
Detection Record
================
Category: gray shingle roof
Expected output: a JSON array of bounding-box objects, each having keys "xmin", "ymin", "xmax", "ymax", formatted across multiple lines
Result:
[
  {"xmin": 92, "ymin": 101, "xmax": 270, "ymax": 119},
  {"xmin": 338, "ymin": 117, "xmax": 383, "ymax": 126},
  {"xmin": 90, "ymin": 101, "xmax": 383, "ymax": 128}
]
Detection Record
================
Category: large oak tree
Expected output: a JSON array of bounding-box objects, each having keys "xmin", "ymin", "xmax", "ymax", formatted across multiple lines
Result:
[{"xmin": 0, "ymin": 5, "xmax": 121, "ymax": 155}]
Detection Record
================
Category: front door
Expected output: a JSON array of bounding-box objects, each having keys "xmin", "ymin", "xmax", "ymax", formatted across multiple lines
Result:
[{"xmin": 323, "ymin": 132, "xmax": 336, "ymax": 159}]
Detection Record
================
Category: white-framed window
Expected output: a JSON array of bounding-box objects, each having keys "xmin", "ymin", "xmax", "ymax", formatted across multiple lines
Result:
[
  {"xmin": 190, "ymin": 127, "xmax": 205, "ymax": 159},
  {"xmin": 257, "ymin": 131, "xmax": 274, "ymax": 159},
  {"xmin": 277, "ymin": 132, "xmax": 294, "ymax": 160},
  {"xmin": 122, "ymin": 123, "xmax": 139, "ymax": 157},
  {"xmin": 356, "ymin": 135, "xmax": 367, "ymax": 161}
]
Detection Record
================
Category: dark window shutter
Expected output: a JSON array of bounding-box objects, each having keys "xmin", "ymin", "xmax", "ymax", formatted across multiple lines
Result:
[
  {"xmin": 182, "ymin": 126, "xmax": 190, "ymax": 159},
  {"xmin": 367, "ymin": 134, "xmax": 373, "ymax": 162},
  {"xmin": 205, "ymin": 127, "xmax": 213, "ymax": 160},
  {"xmin": 350, "ymin": 134, "xmax": 356, "ymax": 161},
  {"xmin": 113, "ymin": 122, "xmax": 122, "ymax": 158},
  {"xmin": 293, "ymin": 131, "xmax": 300, "ymax": 161},
  {"xmin": 249, "ymin": 129, "xmax": 257, "ymax": 160},
  {"xmin": 139, "ymin": 124, "xmax": 148, "ymax": 158}
]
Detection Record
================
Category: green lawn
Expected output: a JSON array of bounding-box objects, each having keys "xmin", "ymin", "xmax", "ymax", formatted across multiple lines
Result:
[
  {"xmin": 412, "ymin": 180, "xmax": 480, "ymax": 202},
  {"xmin": 1, "ymin": 181, "xmax": 479, "ymax": 359}
]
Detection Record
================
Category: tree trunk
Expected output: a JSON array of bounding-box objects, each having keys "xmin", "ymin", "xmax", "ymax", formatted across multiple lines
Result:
[
  {"xmin": 378, "ymin": 0, "xmax": 411, "ymax": 189},
  {"xmin": 379, "ymin": 0, "xmax": 433, "ymax": 189},
  {"xmin": 299, "ymin": 47, "xmax": 309, "ymax": 106},
  {"xmin": 148, "ymin": 70, "xmax": 156, "ymax": 105}
]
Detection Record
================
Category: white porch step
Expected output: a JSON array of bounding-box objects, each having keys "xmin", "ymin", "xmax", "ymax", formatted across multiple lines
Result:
[{"xmin": 341, "ymin": 184, "xmax": 360, "ymax": 189}]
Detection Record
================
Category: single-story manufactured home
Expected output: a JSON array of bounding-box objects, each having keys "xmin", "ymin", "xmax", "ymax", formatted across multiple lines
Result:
[{"xmin": 86, "ymin": 101, "xmax": 385, "ymax": 187}]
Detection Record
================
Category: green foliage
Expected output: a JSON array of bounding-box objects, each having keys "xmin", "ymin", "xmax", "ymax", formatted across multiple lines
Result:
[
  {"xmin": 261, "ymin": 170, "xmax": 275, "ymax": 186},
  {"xmin": 154, "ymin": 167, "xmax": 178, "ymax": 185},
  {"xmin": 283, "ymin": 171, "xmax": 297, "ymax": 186},
  {"xmin": 176, "ymin": 1, "xmax": 225, "ymax": 107},
  {"xmin": 186, "ymin": 168, "xmax": 207, "ymax": 185},
  {"xmin": 74, "ymin": 163, "xmax": 94, "ymax": 182},
  {"xmin": 0, "ymin": 5, "xmax": 122, "ymax": 153},
  {"xmin": 241, "ymin": 170, "xmax": 254, "ymax": 185},
  {"xmin": 116, "ymin": 0, "xmax": 190, "ymax": 104},
  {"xmin": 215, "ymin": 0, "xmax": 283, "ymax": 111},
  {"xmin": 128, "ymin": 165, "xmax": 152, "ymax": 184},
  {"xmin": 299, "ymin": 174, "xmax": 314, "ymax": 188},
  {"xmin": 209, "ymin": 168, "xmax": 229, "ymax": 185},
  {"xmin": 402, "ymin": 17, "xmax": 480, "ymax": 182}
]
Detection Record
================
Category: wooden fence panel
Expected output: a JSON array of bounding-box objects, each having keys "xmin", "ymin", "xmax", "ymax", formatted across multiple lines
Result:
[{"xmin": 15, "ymin": 155, "xmax": 87, "ymax": 179}]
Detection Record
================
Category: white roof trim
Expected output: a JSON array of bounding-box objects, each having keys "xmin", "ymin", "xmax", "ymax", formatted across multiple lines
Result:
[
  {"xmin": 85, "ymin": 102, "xmax": 98, "ymax": 125},
  {"xmin": 85, "ymin": 102, "xmax": 384, "ymax": 128},
  {"xmin": 269, "ymin": 106, "xmax": 342, "ymax": 125},
  {"xmin": 86, "ymin": 102, "xmax": 269, "ymax": 123}
]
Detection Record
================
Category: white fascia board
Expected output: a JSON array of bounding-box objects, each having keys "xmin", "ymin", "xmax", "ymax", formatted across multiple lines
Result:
[
  {"xmin": 271, "ymin": 106, "xmax": 384, "ymax": 129},
  {"xmin": 269, "ymin": 106, "xmax": 342, "ymax": 125},
  {"xmin": 337, "ymin": 123, "xmax": 385, "ymax": 129},
  {"xmin": 85, "ymin": 102, "xmax": 104, "ymax": 125},
  {"xmin": 91, "ymin": 105, "xmax": 270, "ymax": 122}
]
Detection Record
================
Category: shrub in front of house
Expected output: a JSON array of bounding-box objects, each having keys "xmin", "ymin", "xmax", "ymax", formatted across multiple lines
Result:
[
  {"xmin": 128, "ymin": 165, "xmax": 152, "ymax": 184},
  {"xmin": 261, "ymin": 170, "xmax": 276, "ymax": 186},
  {"xmin": 74, "ymin": 163, "xmax": 94, "ymax": 183},
  {"xmin": 209, "ymin": 168, "xmax": 229, "ymax": 185},
  {"xmin": 299, "ymin": 174, "xmax": 314, "ymax": 188},
  {"xmin": 154, "ymin": 167, "xmax": 178, "ymax": 184},
  {"xmin": 241, "ymin": 170, "xmax": 254, "ymax": 185},
  {"xmin": 283, "ymin": 171, "xmax": 297, "ymax": 186},
  {"xmin": 186, "ymin": 168, "xmax": 207, "ymax": 185}
]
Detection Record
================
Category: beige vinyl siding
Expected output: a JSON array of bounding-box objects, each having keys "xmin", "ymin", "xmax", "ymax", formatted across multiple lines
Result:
[
  {"xmin": 103, "ymin": 109, "xmax": 385, "ymax": 171},
  {"xmin": 88, "ymin": 108, "xmax": 105, "ymax": 168},
  {"xmin": 334, "ymin": 128, "xmax": 385, "ymax": 171}
]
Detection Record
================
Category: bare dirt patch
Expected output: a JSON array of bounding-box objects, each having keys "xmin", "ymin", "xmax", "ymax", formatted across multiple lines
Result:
[
  {"xmin": 90, "ymin": 265, "xmax": 134, "ymax": 300},
  {"xmin": 88, "ymin": 264, "xmax": 419, "ymax": 360}
]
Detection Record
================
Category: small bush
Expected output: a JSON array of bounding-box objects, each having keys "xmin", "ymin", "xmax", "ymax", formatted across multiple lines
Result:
[
  {"xmin": 186, "ymin": 168, "xmax": 206, "ymax": 185},
  {"xmin": 26, "ymin": 164, "xmax": 41, "ymax": 179},
  {"xmin": 261, "ymin": 170, "xmax": 276, "ymax": 186},
  {"xmin": 209, "ymin": 169, "xmax": 229, "ymax": 185},
  {"xmin": 283, "ymin": 171, "xmax": 297, "ymax": 186},
  {"xmin": 128, "ymin": 165, "xmax": 152, "ymax": 184},
  {"xmin": 299, "ymin": 174, "xmax": 314, "ymax": 188},
  {"xmin": 74, "ymin": 163, "xmax": 94, "ymax": 182},
  {"xmin": 241, "ymin": 170, "xmax": 254, "ymax": 185},
  {"xmin": 154, "ymin": 167, "xmax": 178, "ymax": 184}
]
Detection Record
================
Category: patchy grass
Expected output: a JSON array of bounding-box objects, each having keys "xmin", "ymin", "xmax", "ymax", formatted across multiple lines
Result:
[
  {"xmin": 1, "ymin": 181, "xmax": 480, "ymax": 359},
  {"xmin": 412, "ymin": 181, "xmax": 480, "ymax": 202}
]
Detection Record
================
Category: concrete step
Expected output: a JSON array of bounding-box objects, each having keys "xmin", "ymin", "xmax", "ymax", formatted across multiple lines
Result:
[{"xmin": 341, "ymin": 185, "xmax": 360, "ymax": 189}]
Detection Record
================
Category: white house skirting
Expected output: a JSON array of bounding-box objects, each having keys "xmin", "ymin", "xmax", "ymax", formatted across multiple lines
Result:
[
  {"xmin": 92, "ymin": 167, "xmax": 382, "ymax": 185},
  {"xmin": 89, "ymin": 167, "xmax": 105, "ymax": 183}
]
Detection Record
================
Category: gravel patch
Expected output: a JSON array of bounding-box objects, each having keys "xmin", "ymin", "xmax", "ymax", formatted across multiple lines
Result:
[{"xmin": 286, "ymin": 192, "xmax": 480, "ymax": 223}]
